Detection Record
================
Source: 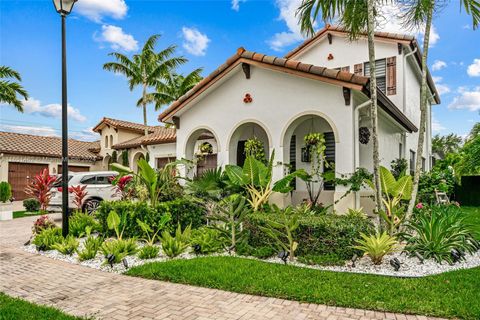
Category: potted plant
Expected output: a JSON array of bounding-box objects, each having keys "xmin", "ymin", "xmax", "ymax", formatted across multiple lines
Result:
[
  {"xmin": 244, "ymin": 137, "xmax": 266, "ymax": 163},
  {"xmin": 304, "ymin": 133, "xmax": 322, "ymax": 146},
  {"xmin": 198, "ymin": 142, "xmax": 213, "ymax": 155},
  {"xmin": 0, "ymin": 181, "xmax": 13, "ymax": 220}
]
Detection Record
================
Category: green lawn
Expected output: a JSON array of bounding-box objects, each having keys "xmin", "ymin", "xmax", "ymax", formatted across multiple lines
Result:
[
  {"xmin": 0, "ymin": 293, "xmax": 81, "ymax": 320},
  {"xmin": 127, "ymin": 256, "xmax": 480, "ymax": 319},
  {"xmin": 461, "ymin": 206, "xmax": 480, "ymax": 239},
  {"xmin": 13, "ymin": 211, "xmax": 43, "ymax": 219}
]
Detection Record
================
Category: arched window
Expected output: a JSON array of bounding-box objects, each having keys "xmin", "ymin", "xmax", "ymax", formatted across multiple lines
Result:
[
  {"xmin": 110, "ymin": 135, "xmax": 113, "ymax": 147},
  {"xmin": 105, "ymin": 135, "xmax": 108, "ymax": 148}
]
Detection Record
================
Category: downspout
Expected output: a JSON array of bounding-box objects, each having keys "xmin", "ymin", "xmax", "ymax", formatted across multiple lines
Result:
[
  {"xmin": 353, "ymin": 100, "xmax": 372, "ymax": 209},
  {"xmin": 403, "ymin": 47, "xmax": 417, "ymax": 113}
]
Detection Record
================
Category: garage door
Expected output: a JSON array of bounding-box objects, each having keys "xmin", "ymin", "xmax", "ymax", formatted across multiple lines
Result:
[
  {"xmin": 58, "ymin": 165, "xmax": 90, "ymax": 173},
  {"xmin": 8, "ymin": 162, "xmax": 49, "ymax": 201}
]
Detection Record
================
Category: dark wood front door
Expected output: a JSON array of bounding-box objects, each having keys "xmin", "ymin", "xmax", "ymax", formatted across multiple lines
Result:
[
  {"xmin": 196, "ymin": 154, "xmax": 218, "ymax": 176},
  {"xmin": 8, "ymin": 162, "xmax": 49, "ymax": 200}
]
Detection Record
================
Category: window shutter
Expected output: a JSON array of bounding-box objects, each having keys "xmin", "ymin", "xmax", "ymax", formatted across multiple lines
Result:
[
  {"xmin": 354, "ymin": 63, "xmax": 363, "ymax": 75},
  {"xmin": 387, "ymin": 56, "xmax": 397, "ymax": 95},
  {"xmin": 341, "ymin": 66, "xmax": 350, "ymax": 72},
  {"xmin": 324, "ymin": 132, "xmax": 335, "ymax": 191}
]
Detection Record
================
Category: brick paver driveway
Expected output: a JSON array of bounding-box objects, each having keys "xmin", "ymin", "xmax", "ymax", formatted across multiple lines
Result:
[{"xmin": 0, "ymin": 215, "xmax": 443, "ymax": 320}]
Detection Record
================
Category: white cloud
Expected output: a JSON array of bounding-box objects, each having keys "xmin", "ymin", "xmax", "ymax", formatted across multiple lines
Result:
[
  {"xmin": 432, "ymin": 114, "xmax": 446, "ymax": 133},
  {"xmin": 432, "ymin": 76, "xmax": 450, "ymax": 96},
  {"xmin": 22, "ymin": 97, "xmax": 87, "ymax": 122},
  {"xmin": 75, "ymin": 0, "xmax": 127, "ymax": 23},
  {"xmin": 70, "ymin": 127, "xmax": 100, "ymax": 142},
  {"xmin": 467, "ymin": 59, "xmax": 480, "ymax": 77},
  {"xmin": 0, "ymin": 124, "xmax": 58, "ymax": 137},
  {"xmin": 181, "ymin": 27, "xmax": 210, "ymax": 56},
  {"xmin": 448, "ymin": 87, "xmax": 480, "ymax": 112},
  {"xmin": 231, "ymin": 0, "xmax": 245, "ymax": 11},
  {"xmin": 463, "ymin": 24, "xmax": 471, "ymax": 30},
  {"xmin": 96, "ymin": 25, "xmax": 138, "ymax": 52},
  {"xmin": 432, "ymin": 60, "xmax": 447, "ymax": 71},
  {"xmin": 267, "ymin": 0, "xmax": 305, "ymax": 51}
]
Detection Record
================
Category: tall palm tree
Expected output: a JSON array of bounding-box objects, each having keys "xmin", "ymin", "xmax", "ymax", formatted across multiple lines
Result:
[
  {"xmin": 403, "ymin": 0, "xmax": 479, "ymax": 218},
  {"xmin": 296, "ymin": 0, "xmax": 388, "ymax": 213},
  {"xmin": 103, "ymin": 35, "xmax": 187, "ymax": 135},
  {"xmin": 0, "ymin": 66, "xmax": 28, "ymax": 112},
  {"xmin": 141, "ymin": 67, "xmax": 203, "ymax": 111}
]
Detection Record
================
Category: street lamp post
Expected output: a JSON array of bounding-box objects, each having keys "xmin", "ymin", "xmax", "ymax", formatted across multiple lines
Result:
[{"xmin": 52, "ymin": 0, "xmax": 77, "ymax": 237}]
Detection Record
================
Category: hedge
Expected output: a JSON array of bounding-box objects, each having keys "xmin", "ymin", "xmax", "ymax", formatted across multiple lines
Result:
[{"xmin": 244, "ymin": 212, "xmax": 374, "ymax": 260}]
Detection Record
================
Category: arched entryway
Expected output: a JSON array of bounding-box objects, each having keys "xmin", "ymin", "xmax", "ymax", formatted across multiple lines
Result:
[
  {"xmin": 184, "ymin": 128, "xmax": 219, "ymax": 177},
  {"xmin": 281, "ymin": 113, "xmax": 337, "ymax": 206},
  {"xmin": 102, "ymin": 154, "xmax": 111, "ymax": 170},
  {"xmin": 228, "ymin": 121, "xmax": 271, "ymax": 166},
  {"xmin": 131, "ymin": 151, "xmax": 146, "ymax": 173}
]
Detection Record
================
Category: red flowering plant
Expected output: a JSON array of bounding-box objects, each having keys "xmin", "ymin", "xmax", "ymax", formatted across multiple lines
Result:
[
  {"xmin": 110, "ymin": 175, "xmax": 135, "ymax": 200},
  {"xmin": 25, "ymin": 168, "xmax": 57, "ymax": 212},
  {"xmin": 68, "ymin": 185, "xmax": 88, "ymax": 210},
  {"xmin": 32, "ymin": 215, "xmax": 56, "ymax": 234}
]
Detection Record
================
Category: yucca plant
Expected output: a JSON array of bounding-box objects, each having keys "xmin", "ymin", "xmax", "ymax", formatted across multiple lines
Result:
[
  {"xmin": 160, "ymin": 224, "xmax": 192, "ymax": 258},
  {"xmin": 403, "ymin": 206, "xmax": 479, "ymax": 263},
  {"xmin": 353, "ymin": 232, "xmax": 397, "ymax": 265}
]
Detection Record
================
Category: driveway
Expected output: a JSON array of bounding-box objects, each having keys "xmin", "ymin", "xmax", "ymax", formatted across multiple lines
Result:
[{"xmin": 0, "ymin": 215, "xmax": 443, "ymax": 320}]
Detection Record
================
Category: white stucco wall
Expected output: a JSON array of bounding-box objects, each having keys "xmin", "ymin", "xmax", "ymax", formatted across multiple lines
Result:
[{"xmin": 147, "ymin": 143, "xmax": 177, "ymax": 168}]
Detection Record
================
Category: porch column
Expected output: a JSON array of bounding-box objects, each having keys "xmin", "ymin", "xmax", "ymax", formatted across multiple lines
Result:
[{"xmin": 333, "ymin": 130, "xmax": 356, "ymax": 214}]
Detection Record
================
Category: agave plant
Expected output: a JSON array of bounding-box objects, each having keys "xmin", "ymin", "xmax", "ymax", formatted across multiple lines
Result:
[
  {"xmin": 353, "ymin": 232, "xmax": 397, "ymax": 265},
  {"xmin": 403, "ymin": 205, "xmax": 479, "ymax": 263}
]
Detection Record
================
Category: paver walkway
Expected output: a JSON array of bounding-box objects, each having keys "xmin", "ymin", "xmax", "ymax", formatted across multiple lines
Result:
[{"xmin": 0, "ymin": 215, "xmax": 443, "ymax": 320}]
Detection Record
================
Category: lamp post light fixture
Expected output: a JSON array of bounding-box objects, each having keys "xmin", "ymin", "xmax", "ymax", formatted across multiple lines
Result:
[{"xmin": 52, "ymin": 0, "xmax": 77, "ymax": 237}]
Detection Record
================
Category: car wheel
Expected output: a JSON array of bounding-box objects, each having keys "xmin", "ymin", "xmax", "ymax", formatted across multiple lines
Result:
[{"xmin": 83, "ymin": 199, "xmax": 101, "ymax": 215}]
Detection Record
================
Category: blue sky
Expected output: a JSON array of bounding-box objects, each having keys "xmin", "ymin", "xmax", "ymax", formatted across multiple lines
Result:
[{"xmin": 1, "ymin": 0, "xmax": 479, "ymax": 141}]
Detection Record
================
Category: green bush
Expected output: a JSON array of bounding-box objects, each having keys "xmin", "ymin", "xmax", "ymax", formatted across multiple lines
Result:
[
  {"xmin": 297, "ymin": 253, "xmax": 346, "ymax": 266},
  {"xmin": 244, "ymin": 212, "xmax": 374, "ymax": 260},
  {"xmin": 138, "ymin": 245, "xmax": 160, "ymax": 259},
  {"xmin": 0, "ymin": 181, "xmax": 12, "ymax": 203},
  {"xmin": 51, "ymin": 235, "xmax": 79, "ymax": 255},
  {"xmin": 156, "ymin": 198, "xmax": 206, "ymax": 230},
  {"xmin": 236, "ymin": 243, "xmax": 276, "ymax": 258},
  {"xmin": 32, "ymin": 228, "xmax": 63, "ymax": 251},
  {"xmin": 23, "ymin": 198, "xmax": 40, "ymax": 212},
  {"xmin": 417, "ymin": 167, "xmax": 455, "ymax": 204},
  {"xmin": 101, "ymin": 238, "xmax": 138, "ymax": 264},
  {"xmin": 191, "ymin": 227, "xmax": 227, "ymax": 254},
  {"xmin": 69, "ymin": 212, "xmax": 101, "ymax": 237},
  {"xmin": 161, "ymin": 224, "xmax": 191, "ymax": 258},
  {"xmin": 77, "ymin": 235, "xmax": 103, "ymax": 261}
]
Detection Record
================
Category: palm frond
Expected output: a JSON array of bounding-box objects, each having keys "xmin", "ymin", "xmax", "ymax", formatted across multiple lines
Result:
[{"xmin": 0, "ymin": 66, "xmax": 22, "ymax": 81}]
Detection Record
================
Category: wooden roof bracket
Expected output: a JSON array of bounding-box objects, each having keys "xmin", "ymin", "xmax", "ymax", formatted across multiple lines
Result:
[
  {"xmin": 343, "ymin": 87, "xmax": 351, "ymax": 106},
  {"xmin": 242, "ymin": 62, "xmax": 251, "ymax": 79},
  {"xmin": 327, "ymin": 33, "xmax": 332, "ymax": 44}
]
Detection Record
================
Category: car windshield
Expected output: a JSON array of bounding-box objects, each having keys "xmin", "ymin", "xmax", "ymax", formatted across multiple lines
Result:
[{"xmin": 52, "ymin": 175, "xmax": 73, "ymax": 188}]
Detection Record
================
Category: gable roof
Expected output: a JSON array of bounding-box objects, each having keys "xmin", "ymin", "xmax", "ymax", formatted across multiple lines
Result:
[
  {"xmin": 285, "ymin": 25, "xmax": 440, "ymax": 104},
  {"xmin": 158, "ymin": 47, "xmax": 417, "ymax": 133},
  {"xmin": 112, "ymin": 126, "xmax": 176, "ymax": 149},
  {"xmin": 0, "ymin": 131, "xmax": 101, "ymax": 161},
  {"xmin": 92, "ymin": 117, "xmax": 159, "ymax": 134}
]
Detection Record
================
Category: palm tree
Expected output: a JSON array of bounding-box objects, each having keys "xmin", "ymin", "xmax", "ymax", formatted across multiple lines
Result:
[
  {"xmin": 0, "ymin": 66, "xmax": 28, "ymax": 112},
  {"xmin": 103, "ymin": 35, "xmax": 187, "ymax": 135},
  {"xmin": 141, "ymin": 68, "xmax": 203, "ymax": 111},
  {"xmin": 403, "ymin": 0, "xmax": 479, "ymax": 218},
  {"xmin": 296, "ymin": 0, "xmax": 387, "ymax": 213}
]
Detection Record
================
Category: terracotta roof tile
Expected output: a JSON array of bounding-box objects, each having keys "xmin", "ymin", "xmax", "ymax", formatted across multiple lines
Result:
[
  {"xmin": 112, "ymin": 127, "xmax": 176, "ymax": 149},
  {"xmin": 92, "ymin": 117, "xmax": 159, "ymax": 134},
  {"xmin": 337, "ymin": 71, "xmax": 354, "ymax": 82},
  {"xmin": 0, "ymin": 131, "xmax": 100, "ymax": 161}
]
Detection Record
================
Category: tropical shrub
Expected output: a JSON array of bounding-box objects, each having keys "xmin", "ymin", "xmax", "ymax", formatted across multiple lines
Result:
[
  {"xmin": 209, "ymin": 195, "xmax": 249, "ymax": 253},
  {"xmin": 244, "ymin": 212, "xmax": 373, "ymax": 260},
  {"xmin": 391, "ymin": 158, "xmax": 408, "ymax": 179},
  {"xmin": 138, "ymin": 245, "xmax": 160, "ymax": 259},
  {"xmin": 258, "ymin": 206, "xmax": 300, "ymax": 261},
  {"xmin": 417, "ymin": 167, "xmax": 455, "ymax": 205},
  {"xmin": 106, "ymin": 210, "xmax": 127, "ymax": 240},
  {"xmin": 23, "ymin": 198, "xmax": 40, "ymax": 212},
  {"xmin": 157, "ymin": 198, "xmax": 206, "ymax": 230},
  {"xmin": 69, "ymin": 212, "xmax": 101, "ymax": 237},
  {"xmin": 32, "ymin": 215, "xmax": 56, "ymax": 234},
  {"xmin": 345, "ymin": 207, "xmax": 368, "ymax": 219},
  {"xmin": 25, "ymin": 168, "xmax": 56, "ymax": 211},
  {"xmin": 403, "ymin": 205, "xmax": 479, "ymax": 263},
  {"xmin": 101, "ymin": 238, "xmax": 138, "ymax": 264},
  {"xmin": 191, "ymin": 227, "xmax": 226, "ymax": 254},
  {"xmin": 353, "ymin": 232, "xmax": 397, "ymax": 265},
  {"xmin": 137, "ymin": 215, "xmax": 170, "ymax": 246},
  {"xmin": 0, "ymin": 181, "xmax": 12, "ymax": 203},
  {"xmin": 77, "ymin": 235, "xmax": 103, "ymax": 261},
  {"xmin": 68, "ymin": 185, "xmax": 88, "ymax": 210},
  {"xmin": 97, "ymin": 201, "xmax": 169, "ymax": 238},
  {"xmin": 160, "ymin": 224, "xmax": 192, "ymax": 258},
  {"xmin": 32, "ymin": 227, "xmax": 63, "ymax": 251},
  {"xmin": 111, "ymin": 175, "xmax": 135, "ymax": 200},
  {"xmin": 51, "ymin": 235, "xmax": 79, "ymax": 255},
  {"xmin": 297, "ymin": 253, "xmax": 346, "ymax": 266},
  {"xmin": 244, "ymin": 137, "xmax": 266, "ymax": 163},
  {"xmin": 185, "ymin": 168, "xmax": 240, "ymax": 202}
]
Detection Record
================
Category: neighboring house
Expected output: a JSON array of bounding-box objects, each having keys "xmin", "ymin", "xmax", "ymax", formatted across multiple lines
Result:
[
  {"xmin": 157, "ymin": 25, "xmax": 438, "ymax": 213},
  {"xmin": 0, "ymin": 131, "xmax": 101, "ymax": 200}
]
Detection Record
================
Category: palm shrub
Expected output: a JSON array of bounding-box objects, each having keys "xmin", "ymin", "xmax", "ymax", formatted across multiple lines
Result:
[
  {"xmin": 69, "ymin": 212, "xmax": 100, "ymax": 237},
  {"xmin": 403, "ymin": 205, "xmax": 479, "ymax": 263},
  {"xmin": 32, "ymin": 227, "xmax": 63, "ymax": 251},
  {"xmin": 77, "ymin": 235, "xmax": 103, "ymax": 261},
  {"xmin": 51, "ymin": 235, "xmax": 79, "ymax": 255},
  {"xmin": 258, "ymin": 206, "xmax": 300, "ymax": 261},
  {"xmin": 0, "ymin": 181, "xmax": 12, "ymax": 203},
  {"xmin": 160, "ymin": 224, "xmax": 191, "ymax": 258},
  {"xmin": 353, "ymin": 232, "xmax": 397, "ymax": 265}
]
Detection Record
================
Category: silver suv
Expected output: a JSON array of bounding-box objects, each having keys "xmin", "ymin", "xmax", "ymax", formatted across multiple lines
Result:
[{"xmin": 49, "ymin": 171, "xmax": 120, "ymax": 214}]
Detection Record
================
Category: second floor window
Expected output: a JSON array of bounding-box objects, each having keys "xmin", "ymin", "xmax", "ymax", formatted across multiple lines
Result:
[
  {"xmin": 410, "ymin": 150, "xmax": 416, "ymax": 176},
  {"xmin": 364, "ymin": 59, "xmax": 387, "ymax": 93}
]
